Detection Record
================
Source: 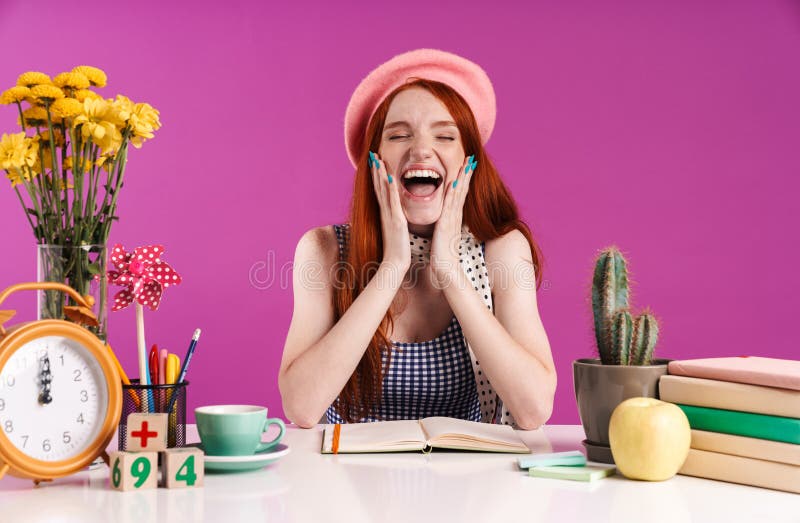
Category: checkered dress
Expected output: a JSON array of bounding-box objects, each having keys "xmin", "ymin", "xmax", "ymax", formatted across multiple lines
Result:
[{"xmin": 326, "ymin": 224, "xmax": 482, "ymax": 423}]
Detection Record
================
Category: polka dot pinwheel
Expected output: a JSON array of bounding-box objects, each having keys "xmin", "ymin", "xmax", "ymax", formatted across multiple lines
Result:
[
  {"xmin": 107, "ymin": 244, "xmax": 181, "ymax": 311},
  {"xmin": 107, "ymin": 243, "xmax": 182, "ymax": 407}
]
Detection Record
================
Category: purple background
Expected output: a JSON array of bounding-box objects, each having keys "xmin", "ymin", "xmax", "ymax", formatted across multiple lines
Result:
[{"xmin": 1, "ymin": 0, "xmax": 798, "ymax": 425}]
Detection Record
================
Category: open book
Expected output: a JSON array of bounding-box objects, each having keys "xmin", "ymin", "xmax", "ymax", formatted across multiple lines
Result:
[{"xmin": 321, "ymin": 417, "xmax": 531, "ymax": 454}]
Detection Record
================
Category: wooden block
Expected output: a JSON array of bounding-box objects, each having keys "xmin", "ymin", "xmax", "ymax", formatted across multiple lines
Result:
[
  {"xmin": 109, "ymin": 451, "xmax": 158, "ymax": 491},
  {"xmin": 125, "ymin": 413, "xmax": 168, "ymax": 452},
  {"xmin": 161, "ymin": 447, "xmax": 205, "ymax": 488}
]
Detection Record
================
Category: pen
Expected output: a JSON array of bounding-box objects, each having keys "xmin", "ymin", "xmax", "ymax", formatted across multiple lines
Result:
[
  {"xmin": 149, "ymin": 345, "xmax": 159, "ymax": 385},
  {"xmin": 166, "ymin": 354, "xmax": 180, "ymax": 386},
  {"xmin": 166, "ymin": 353, "xmax": 180, "ymax": 447},
  {"xmin": 143, "ymin": 350, "xmax": 154, "ymax": 413},
  {"xmin": 159, "ymin": 348, "xmax": 168, "ymax": 410},
  {"xmin": 159, "ymin": 349, "xmax": 168, "ymax": 386},
  {"xmin": 167, "ymin": 329, "xmax": 201, "ymax": 413}
]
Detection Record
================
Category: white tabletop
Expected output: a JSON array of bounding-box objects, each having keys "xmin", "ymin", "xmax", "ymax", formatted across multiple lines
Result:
[{"xmin": 0, "ymin": 424, "xmax": 797, "ymax": 522}]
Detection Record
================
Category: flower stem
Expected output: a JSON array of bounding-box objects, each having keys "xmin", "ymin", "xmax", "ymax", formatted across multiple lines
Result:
[
  {"xmin": 44, "ymin": 106, "xmax": 63, "ymax": 237},
  {"xmin": 13, "ymin": 183, "xmax": 36, "ymax": 233},
  {"xmin": 15, "ymin": 102, "xmax": 26, "ymax": 133}
]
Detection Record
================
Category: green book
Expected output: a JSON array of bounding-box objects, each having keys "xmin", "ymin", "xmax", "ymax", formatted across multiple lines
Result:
[
  {"xmin": 676, "ymin": 404, "xmax": 800, "ymax": 444},
  {"xmin": 529, "ymin": 464, "xmax": 616, "ymax": 482}
]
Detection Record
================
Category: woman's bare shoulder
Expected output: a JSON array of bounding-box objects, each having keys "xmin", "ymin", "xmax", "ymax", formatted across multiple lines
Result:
[
  {"xmin": 295, "ymin": 225, "xmax": 341, "ymax": 267},
  {"xmin": 484, "ymin": 228, "xmax": 531, "ymax": 263},
  {"xmin": 484, "ymin": 229, "xmax": 534, "ymax": 290}
]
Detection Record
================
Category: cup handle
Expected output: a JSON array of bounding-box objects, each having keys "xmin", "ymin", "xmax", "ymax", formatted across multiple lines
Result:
[{"xmin": 255, "ymin": 417, "xmax": 286, "ymax": 453}]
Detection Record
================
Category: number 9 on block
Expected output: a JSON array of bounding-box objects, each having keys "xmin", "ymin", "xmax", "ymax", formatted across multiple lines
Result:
[{"xmin": 108, "ymin": 451, "xmax": 157, "ymax": 491}]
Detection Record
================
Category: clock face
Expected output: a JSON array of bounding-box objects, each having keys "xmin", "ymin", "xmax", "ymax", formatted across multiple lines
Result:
[{"xmin": 0, "ymin": 335, "xmax": 109, "ymax": 461}]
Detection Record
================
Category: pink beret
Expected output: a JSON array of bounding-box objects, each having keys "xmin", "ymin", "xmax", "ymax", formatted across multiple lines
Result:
[{"xmin": 344, "ymin": 48, "xmax": 496, "ymax": 168}]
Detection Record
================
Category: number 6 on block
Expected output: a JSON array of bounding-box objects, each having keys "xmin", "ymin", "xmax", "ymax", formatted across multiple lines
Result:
[
  {"xmin": 161, "ymin": 447, "xmax": 204, "ymax": 488},
  {"xmin": 108, "ymin": 451, "xmax": 158, "ymax": 491}
]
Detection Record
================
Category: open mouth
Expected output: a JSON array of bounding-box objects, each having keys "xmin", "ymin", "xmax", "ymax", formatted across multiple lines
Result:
[{"xmin": 401, "ymin": 169, "xmax": 444, "ymax": 200}]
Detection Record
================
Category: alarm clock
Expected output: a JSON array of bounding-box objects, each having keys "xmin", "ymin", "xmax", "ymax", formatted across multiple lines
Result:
[{"xmin": 0, "ymin": 282, "xmax": 122, "ymax": 484}]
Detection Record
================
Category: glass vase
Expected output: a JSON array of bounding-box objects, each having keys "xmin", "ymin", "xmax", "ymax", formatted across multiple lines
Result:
[{"xmin": 37, "ymin": 244, "xmax": 109, "ymax": 341}]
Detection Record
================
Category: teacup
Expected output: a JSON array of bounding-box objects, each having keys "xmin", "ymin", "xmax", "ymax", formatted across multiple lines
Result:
[{"xmin": 195, "ymin": 405, "xmax": 286, "ymax": 456}]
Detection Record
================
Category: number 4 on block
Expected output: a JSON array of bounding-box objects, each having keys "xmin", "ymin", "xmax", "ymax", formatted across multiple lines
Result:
[
  {"xmin": 161, "ymin": 447, "xmax": 204, "ymax": 488},
  {"xmin": 108, "ymin": 451, "xmax": 158, "ymax": 491}
]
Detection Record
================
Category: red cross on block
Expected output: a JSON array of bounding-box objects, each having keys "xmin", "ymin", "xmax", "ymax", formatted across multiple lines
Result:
[
  {"xmin": 125, "ymin": 413, "xmax": 168, "ymax": 452},
  {"xmin": 132, "ymin": 421, "xmax": 158, "ymax": 447}
]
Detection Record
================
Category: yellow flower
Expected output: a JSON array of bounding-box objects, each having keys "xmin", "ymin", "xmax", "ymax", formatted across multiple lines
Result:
[
  {"xmin": 38, "ymin": 130, "xmax": 66, "ymax": 148},
  {"xmin": 53, "ymin": 71, "xmax": 90, "ymax": 90},
  {"xmin": 16, "ymin": 72, "xmax": 52, "ymax": 88},
  {"xmin": 19, "ymin": 106, "xmax": 48, "ymax": 127},
  {"xmin": 0, "ymin": 132, "xmax": 39, "ymax": 171},
  {"xmin": 6, "ymin": 165, "xmax": 43, "ymax": 187},
  {"xmin": 96, "ymin": 154, "xmax": 116, "ymax": 172},
  {"xmin": 129, "ymin": 102, "xmax": 162, "ymax": 148},
  {"xmin": 0, "ymin": 86, "xmax": 32, "ymax": 105},
  {"xmin": 71, "ymin": 66, "xmax": 107, "ymax": 88},
  {"xmin": 111, "ymin": 95, "xmax": 135, "ymax": 123},
  {"xmin": 6, "ymin": 168, "xmax": 31, "ymax": 187},
  {"xmin": 74, "ymin": 97, "xmax": 110, "ymax": 123},
  {"xmin": 50, "ymin": 97, "xmax": 83, "ymax": 119},
  {"xmin": 73, "ymin": 98, "xmax": 122, "ymax": 153},
  {"xmin": 73, "ymin": 89, "xmax": 101, "ymax": 102},
  {"xmin": 100, "ymin": 97, "xmax": 126, "ymax": 129},
  {"xmin": 30, "ymin": 84, "xmax": 65, "ymax": 104}
]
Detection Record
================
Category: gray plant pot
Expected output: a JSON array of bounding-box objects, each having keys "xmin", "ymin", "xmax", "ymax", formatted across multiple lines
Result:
[{"xmin": 572, "ymin": 358, "xmax": 670, "ymax": 463}]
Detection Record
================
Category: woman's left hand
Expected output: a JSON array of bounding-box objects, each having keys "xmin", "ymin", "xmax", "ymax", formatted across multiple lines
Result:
[{"xmin": 430, "ymin": 154, "xmax": 477, "ymax": 287}]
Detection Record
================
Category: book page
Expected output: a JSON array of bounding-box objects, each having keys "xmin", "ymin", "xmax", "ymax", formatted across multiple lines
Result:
[
  {"xmin": 322, "ymin": 419, "xmax": 426, "ymax": 453},
  {"xmin": 421, "ymin": 417, "xmax": 529, "ymax": 452}
]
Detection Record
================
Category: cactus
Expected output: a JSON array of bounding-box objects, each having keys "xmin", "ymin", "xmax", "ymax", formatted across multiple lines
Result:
[
  {"xmin": 592, "ymin": 247, "xmax": 630, "ymax": 364},
  {"xmin": 610, "ymin": 309, "xmax": 633, "ymax": 365},
  {"xmin": 631, "ymin": 311, "xmax": 659, "ymax": 365},
  {"xmin": 591, "ymin": 247, "xmax": 659, "ymax": 365}
]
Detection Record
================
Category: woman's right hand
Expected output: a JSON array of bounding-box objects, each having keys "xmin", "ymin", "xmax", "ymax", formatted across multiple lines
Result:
[{"xmin": 369, "ymin": 150, "xmax": 411, "ymax": 275}]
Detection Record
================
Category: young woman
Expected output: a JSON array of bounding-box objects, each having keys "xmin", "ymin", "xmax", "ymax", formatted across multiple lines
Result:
[{"xmin": 279, "ymin": 49, "xmax": 556, "ymax": 429}]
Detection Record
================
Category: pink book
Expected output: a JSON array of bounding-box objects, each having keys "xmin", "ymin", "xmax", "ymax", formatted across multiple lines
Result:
[{"xmin": 667, "ymin": 356, "xmax": 800, "ymax": 391}]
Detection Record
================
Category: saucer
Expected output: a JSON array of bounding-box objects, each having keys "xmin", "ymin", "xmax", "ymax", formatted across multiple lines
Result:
[
  {"xmin": 581, "ymin": 439, "xmax": 615, "ymax": 464},
  {"xmin": 186, "ymin": 443, "xmax": 290, "ymax": 473}
]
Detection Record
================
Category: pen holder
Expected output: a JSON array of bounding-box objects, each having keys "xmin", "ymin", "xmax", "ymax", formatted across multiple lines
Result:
[{"xmin": 118, "ymin": 379, "xmax": 189, "ymax": 450}]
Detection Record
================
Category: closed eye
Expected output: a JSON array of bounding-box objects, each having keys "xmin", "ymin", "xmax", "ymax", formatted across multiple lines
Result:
[{"xmin": 388, "ymin": 135, "xmax": 455, "ymax": 141}]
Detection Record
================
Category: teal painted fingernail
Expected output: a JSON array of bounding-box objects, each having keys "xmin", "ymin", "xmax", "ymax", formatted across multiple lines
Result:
[
  {"xmin": 388, "ymin": 174, "xmax": 393, "ymax": 183},
  {"xmin": 452, "ymin": 180, "xmax": 458, "ymax": 188}
]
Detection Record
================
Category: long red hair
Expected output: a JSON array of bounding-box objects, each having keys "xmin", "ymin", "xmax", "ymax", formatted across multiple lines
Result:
[{"xmin": 332, "ymin": 78, "xmax": 544, "ymax": 422}]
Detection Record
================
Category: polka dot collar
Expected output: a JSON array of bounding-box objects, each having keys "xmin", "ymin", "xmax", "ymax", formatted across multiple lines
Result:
[{"xmin": 409, "ymin": 233, "xmax": 432, "ymax": 264}]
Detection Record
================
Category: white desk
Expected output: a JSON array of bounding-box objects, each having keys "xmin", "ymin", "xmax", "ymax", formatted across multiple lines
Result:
[{"xmin": 0, "ymin": 424, "xmax": 797, "ymax": 522}]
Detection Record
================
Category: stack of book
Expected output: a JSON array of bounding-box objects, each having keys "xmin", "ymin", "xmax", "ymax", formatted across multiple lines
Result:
[{"xmin": 660, "ymin": 356, "xmax": 800, "ymax": 494}]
